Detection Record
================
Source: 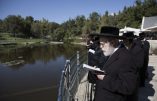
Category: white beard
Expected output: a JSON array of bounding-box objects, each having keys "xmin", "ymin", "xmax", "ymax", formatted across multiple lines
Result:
[{"xmin": 103, "ymin": 46, "xmax": 115, "ymax": 56}]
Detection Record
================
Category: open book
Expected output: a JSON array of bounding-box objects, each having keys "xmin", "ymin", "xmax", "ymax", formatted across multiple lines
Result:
[
  {"xmin": 88, "ymin": 49, "xmax": 95, "ymax": 54},
  {"xmin": 83, "ymin": 64, "xmax": 106, "ymax": 74}
]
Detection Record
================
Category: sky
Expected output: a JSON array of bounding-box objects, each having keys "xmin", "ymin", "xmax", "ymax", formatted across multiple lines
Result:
[{"xmin": 0, "ymin": 0, "xmax": 135, "ymax": 24}]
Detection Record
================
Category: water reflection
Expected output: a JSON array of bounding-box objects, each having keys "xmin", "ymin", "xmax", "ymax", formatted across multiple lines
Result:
[
  {"xmin": 0, "ymin": 44, "xmax": 86, "ymax": 101},
  {"xmin": 0, "ymin": 44, "xmax": 85, "ymax": 68}
]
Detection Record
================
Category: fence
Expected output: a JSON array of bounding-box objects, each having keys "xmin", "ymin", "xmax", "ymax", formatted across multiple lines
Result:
[{"xmin": 57, "ymin": 50, "xmax": 90, "ymax": 101}]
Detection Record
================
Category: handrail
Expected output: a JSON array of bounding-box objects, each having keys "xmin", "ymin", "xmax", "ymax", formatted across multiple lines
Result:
[{"xmin": 57, "ymin": 49, "xmax": 89, "ymax": 101}]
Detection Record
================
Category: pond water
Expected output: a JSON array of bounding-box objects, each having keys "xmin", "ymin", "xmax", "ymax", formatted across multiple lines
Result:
[{"xmin": 0, "ymin": 44, "xmax": 86, "ymax": 101}]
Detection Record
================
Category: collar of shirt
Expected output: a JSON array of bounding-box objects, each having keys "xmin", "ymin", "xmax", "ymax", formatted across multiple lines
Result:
[{"xmin": 113, "ymin": 45, "xmax": 120, "ymax": 53}]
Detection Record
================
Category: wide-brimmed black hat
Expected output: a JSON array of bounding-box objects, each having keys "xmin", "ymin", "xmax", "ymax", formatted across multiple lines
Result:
[
  {"xmin": 122, "ymin": 32, "xmax": 135, "ymax": 39},
  {"xmin": 90, "ymin": 26, "xmax": 123, "ymax": 39}
]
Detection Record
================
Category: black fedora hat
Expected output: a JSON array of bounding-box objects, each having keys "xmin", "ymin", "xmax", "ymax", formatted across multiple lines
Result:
[
  {"xmin": 122, "ymin": 32, "xmax": 135, "ymax": 39},
  {"xmin": 90, "ymin": 26, "xmax": 123, "ymax": 39}
]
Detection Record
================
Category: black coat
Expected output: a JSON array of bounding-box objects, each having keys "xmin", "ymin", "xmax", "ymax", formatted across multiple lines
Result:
[
  {"xmin": 126, "ymin": 40, "xmax": 145, "ymax": 101},
  {"xmin": 87, "ymin": 41, "xmax": 107, "ymax": 84},
  {"xmin": 94, "ymin": 47, "xmax": 138, "ymax": 101},
  {"xmin": 142, "ymin": 40, "xmax": 150, "ymax": 69},
  {"xmin": 88, "ymin": 51, "xmax": 107, "ymax": 83},
  {"xmin": 130, "ymin": 39, "xmax": 145, "ymax": 70}
]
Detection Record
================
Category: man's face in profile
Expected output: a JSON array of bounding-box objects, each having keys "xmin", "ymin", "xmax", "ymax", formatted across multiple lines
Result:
[{"xmin": 100, "ymin": 38, "xmax": 115, "ymax": 56}]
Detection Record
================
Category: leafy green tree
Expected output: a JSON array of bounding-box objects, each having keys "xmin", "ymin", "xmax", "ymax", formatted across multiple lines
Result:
[
  {"xmin": 75, "ymin": 15, "xmax": 86, "ymax": 36},
  {"xmin": 23, "ymin": 16, "xmax": 34, "ymax": 38},
  {"xmin": 82, "ymin": 19, "xmax": 91, "ymax": 36},
  {"xmin": 0, "ymin": 19, "xmax": 4, "ymax": 32},
  {"xmin": 4, "ymin": 15, "xmax": 24, "ymax": 37},
  {"xmin": 89, "ymin": 12, "xmax": 101, "ymax": 32},
  {"xmin": 116, "ymin": 0, "xmax": 157, "ymax": 28},
  {"xmin": 31, "ymin": 20, "xmax": 42, "ymax": 38},
  {"xmin": 48, "ymin": 22, "xmax": 60, "ymax": 34},
  {"xmin": 53, "ymin": 27, "xmax": 65, "ymax": 41},
  {"xmin": 40, "ymin": 18, "xmax": 49, "ymax": 38},
  {"xmin": 143, "ymin": 0, "xmax": 157, "ymax": 16},
  {"xmin": 100, "ymin": 11, "xmax": 109, "ymax": 26}
]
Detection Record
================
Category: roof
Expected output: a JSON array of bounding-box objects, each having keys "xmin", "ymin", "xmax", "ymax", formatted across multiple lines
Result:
[
  {"xmin": 120, "ymin": 27, "xmax": 140, "ymax": 32},
  {"xmin": 141, "ymin": 16, "xmax": 157, "ymax": 31},
  {"xmin": 120, "ymin": 26, "xmax": 141, "ymax": 36}
]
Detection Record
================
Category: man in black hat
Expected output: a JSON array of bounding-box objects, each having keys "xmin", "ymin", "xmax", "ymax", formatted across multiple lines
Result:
[
  {"xmin": 87, "ymin": 35, "xmax": 108, "ymax": 84},
  {"xmin": 87, "ymin": 35, "xmax": 107, "ymax": 100},
  {"xmin": 139, "ymin": 32, "xmax": 150, "ymax": 86},
  {"xmin": 122, "ymin": 32, "xmax": 144, "ymax": 73},
  {"xmin": 122, "ymin": 32, "xmax": 145, "ymax": 101},
  {"xmin": 90, "ymin": 26, "xmax": 137, "ymax": 101}
]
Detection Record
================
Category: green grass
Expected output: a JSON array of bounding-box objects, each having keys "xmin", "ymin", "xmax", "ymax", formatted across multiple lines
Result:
[
  {"xmin": 0, "ymin": 33, "xmax": 44, "ymax": 45},
  {"xmin": 0, "ymin": 33, "xmax": 85, "ymax": 45}
]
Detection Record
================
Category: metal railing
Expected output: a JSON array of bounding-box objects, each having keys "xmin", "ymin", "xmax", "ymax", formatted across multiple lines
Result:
[{"xmin": 57, "ymin": 50, "xmax": 89, "ymax": 101}]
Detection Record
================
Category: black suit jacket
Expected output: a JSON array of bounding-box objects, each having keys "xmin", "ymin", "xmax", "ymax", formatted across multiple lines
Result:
[
  {"xmin": 142, "ymin": 40, "xmax": 150, "ymax": 68},
  {"xmin": 94, "ymin": 47, "xmax": 137, "ymax": 101},
  {"xmin": 130, "ymin": 39, "xmax": 145, "ymax": 70}
]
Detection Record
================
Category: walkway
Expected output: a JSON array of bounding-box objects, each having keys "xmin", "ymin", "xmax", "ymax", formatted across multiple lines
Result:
[{"xmin": 139, "ymin": 55, "xmax": 157, "ymax": 101}]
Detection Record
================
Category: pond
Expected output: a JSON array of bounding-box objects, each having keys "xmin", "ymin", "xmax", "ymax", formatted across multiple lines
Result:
[{"xmin": 0, "ymin": 44, "xmax": 86, "ymax": 101}]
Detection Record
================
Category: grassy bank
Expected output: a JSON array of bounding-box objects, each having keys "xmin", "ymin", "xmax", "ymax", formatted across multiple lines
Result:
[
  {"xmin": 0, "ymin": 33, "xmax": 87, "ymax": 47},
  {"xmin": 0, "ymin": 33, "xmax": 46, "ymax": 46}
]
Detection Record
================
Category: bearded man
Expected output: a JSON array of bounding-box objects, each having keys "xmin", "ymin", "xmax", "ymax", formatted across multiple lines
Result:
[{"xmin": 90, "ymin": 26, "xmax": 138, "ymax": 101}]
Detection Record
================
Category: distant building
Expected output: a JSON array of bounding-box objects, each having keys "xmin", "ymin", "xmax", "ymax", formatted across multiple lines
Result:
[
  {"xmin": 141, "ymin": 16, "xmax": 157, "ymax": 32},
  {"xmin": 141, "ymin": 16, "xmax": 157, "ymax": 39},
  {"xmin": 120, "ymin": 26, "xmax": 141, "ymax": 36},
  {"xmin": 120, "ymin": 16, "xmax": 157, "ymax": 39}
]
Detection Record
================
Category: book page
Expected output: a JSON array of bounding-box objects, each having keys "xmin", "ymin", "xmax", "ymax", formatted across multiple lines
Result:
[
  {"xmin": 88, "ymin": 49, "xmax": 95, "ymax": 54},
  {"xmin": 83, "ymin": 64, "xmax": 104, "ymax": 73}
]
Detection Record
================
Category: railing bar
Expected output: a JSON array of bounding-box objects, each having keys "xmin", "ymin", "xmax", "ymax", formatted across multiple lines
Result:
[{"xmin": 57, "ymin": 49, "xmax": 88, "ymax": 101}]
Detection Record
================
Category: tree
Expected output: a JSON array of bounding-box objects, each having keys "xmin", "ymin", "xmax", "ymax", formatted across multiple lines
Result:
[
  {"xmin": 48, "ymin": 22, "xmax": 60, "ymax": 34},
  {"xmin": 89, "ymin": 12, "xmax": 101, "ymax": 33},
  {"xmin": 75, "ymin": 15, "xmax": 86, "ymax": 36},
  {"xmin": 135, "ymin": 0, "xmax": 142, "ymax": 6},
  {"xmin": 101, "ymin": 11, "xmax": 118, "ymax": 27},
  {"xmin": 39, "ymin": 18, "xmax": 49, "ymax": 38},
  {"xmin": 23, "ymin": 16, "xmax": 34, "ymax": 38},
  {"xmin": 53, "ymin": 27, "xmax": 65, "ymax": 41},
  {"xmin": 0, "ymin": 19, "xmax": 4, "ymax": 32},
  {"xmin": 31, "ymin": 21, "xmax": 41, "ymax": 38},
  {"xmin": 89, "ymin": 12, "xmax": 101, "ymax": 32},
  {"xmin": 143, "ymin": 0, "xmax": 157, "ymax": 16},
  {"xmin": 82, "ymin": 19, "xmax": 91, "ymax": 36},
  {"xmin": 100, "ymin": 11, "xmax": 109, "ymax": 26},
  {"xmin": 4, "ymin": 15, "xmax": 24, "ymax": 37}
]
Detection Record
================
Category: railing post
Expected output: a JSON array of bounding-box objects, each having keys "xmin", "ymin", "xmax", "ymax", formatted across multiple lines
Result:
[
  {"xmin": 65, "ymin": 60, "xmax": 71, "ymax": 101},
  {"xmin": 66, "ymin": 60, "xmax": 71, "ymax": 88},
  {"xmin": 77, "ymin": 51, "xmax": 80, "ymax": 66},
  {"xmin": 76, "ymin": 51, "xmax": 80, "ymax": 101}
]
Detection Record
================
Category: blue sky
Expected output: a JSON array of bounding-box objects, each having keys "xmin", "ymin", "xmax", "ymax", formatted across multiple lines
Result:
[{"xmin": 0, "ymin": 0, "xmax": 135, "ymax": 24}]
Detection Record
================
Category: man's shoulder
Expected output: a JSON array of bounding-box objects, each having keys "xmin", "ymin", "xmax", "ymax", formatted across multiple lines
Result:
[
  {"xmin": 117, "ymin": 47, "xmax": 132, "ymax": 59},
  {"xmin": 118, "ymin": 47, "xmax": 129, "ymax": 54}
]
